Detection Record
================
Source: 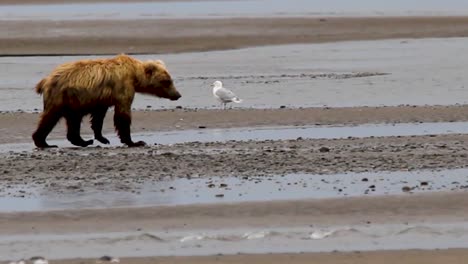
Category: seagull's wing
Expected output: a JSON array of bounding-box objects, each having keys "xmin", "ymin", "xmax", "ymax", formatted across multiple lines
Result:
[{"xmin": 215, "ymin": 87, "xmax": 238, "ymax": 102}]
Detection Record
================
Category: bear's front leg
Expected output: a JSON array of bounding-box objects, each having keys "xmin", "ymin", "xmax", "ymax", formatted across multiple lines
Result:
[{"xmin": 113, "ymin": 107, "xmax": 146, "ymax": 147}]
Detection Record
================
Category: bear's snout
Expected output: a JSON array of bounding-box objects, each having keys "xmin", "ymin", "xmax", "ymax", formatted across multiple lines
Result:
[{"xmin": 170, "ymin": 92, "xmax": 182, "ymax": 101}]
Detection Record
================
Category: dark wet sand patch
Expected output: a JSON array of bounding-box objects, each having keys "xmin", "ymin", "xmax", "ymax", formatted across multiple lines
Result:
[{"xmin": 3, "ymin": 16, "xmax": 468, "ymax": 55}]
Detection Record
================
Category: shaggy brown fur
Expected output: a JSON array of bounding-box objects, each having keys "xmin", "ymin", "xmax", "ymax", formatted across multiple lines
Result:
[{"xmin": 32, "ymin": 54, "xmax": 181, "ymax": 148}]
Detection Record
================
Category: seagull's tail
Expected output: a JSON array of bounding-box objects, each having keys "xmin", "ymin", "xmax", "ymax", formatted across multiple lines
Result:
[{"xmin": 233, "ymin": 97, "xmax": 243, "ymax": 103}]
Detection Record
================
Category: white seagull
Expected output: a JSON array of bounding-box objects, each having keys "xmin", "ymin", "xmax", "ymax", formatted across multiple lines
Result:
[{"xmin": 211, "ymin": 80, "xmax": 243, "ymax": 109}]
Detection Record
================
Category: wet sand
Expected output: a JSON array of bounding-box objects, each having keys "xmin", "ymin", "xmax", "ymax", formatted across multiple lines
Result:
[
  {"xmin": 3, "ymin": 191, "xmax": 468, "ymax": 235},
  {"xmin": 2, "ymin": 16, "xmax": 468, "ymax": 55},
  {"xmin": 2, "ymin": 191, "xmax": 468, "ymax": 259},
  {"xmin": 3, "ymin": 105, "xmax": 468, "ymax": 145},
  {"xmin": 3, "ymin": 131, "xmax": 468, "ymax": 195},
  {"xmin": 49, "ymin": 249, "xmax": 468, "ymax": 264}
]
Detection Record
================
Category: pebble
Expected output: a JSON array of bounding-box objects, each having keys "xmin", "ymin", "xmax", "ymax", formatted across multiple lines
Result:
[
  {"xmin": 318, "ymin": 147, "xmax": 330, "ymax": 153},
  {"xmin": 97, "ymin": 256, "xmax": 120, "ymax": 263},
  {"xmin": 402, "ymin": 186, "xmax": 412, "ymax": 192}
]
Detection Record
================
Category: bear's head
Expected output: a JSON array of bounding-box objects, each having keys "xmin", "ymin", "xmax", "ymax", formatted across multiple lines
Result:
[{"xmin": 140, "ymin": 60, "xmax": 181, "ymax": 101}]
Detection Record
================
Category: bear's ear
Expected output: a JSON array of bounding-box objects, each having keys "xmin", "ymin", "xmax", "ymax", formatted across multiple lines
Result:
[
  {"xmin": 154, "ymin": 60, "xmax": 166, "ymax": 67},
  {"xmin": 144, "ymin": 63, "xmax": 157, "ymax": 77}
]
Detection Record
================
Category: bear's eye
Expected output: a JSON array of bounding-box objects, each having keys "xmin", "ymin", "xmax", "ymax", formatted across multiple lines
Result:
[{"xmin": 160, "ymin": 80, "xmax": 172, "ymax": 86}]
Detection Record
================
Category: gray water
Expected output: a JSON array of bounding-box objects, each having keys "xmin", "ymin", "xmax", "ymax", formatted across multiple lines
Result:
[
  {"xmin": 1, "ymin": 0, "xmax": 468, "ymax": 21},
  {"xmin": 2, "ymin": 38, "xmax": 468, "ymax": 112},
  {"xmin": 1, "ymin": 168, "xmax": 467, "ymax": 212}
]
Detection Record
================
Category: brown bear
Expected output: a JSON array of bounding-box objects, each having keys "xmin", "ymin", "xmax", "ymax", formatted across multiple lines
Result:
[{"xmin": 32, "ymin": 54, "xmax": 181, "ymax": 148}]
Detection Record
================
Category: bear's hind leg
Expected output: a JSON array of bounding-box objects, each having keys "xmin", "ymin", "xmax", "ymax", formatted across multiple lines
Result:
[
  {"xmin": 32, "ymin": 109, "xmax": 62, "ymax": 148},
  {"xmin": 65, "ymin": 110, "xmax": 94, "ymax": 147},
  {"xmin": 90, "ymin": 106, "xmax": 110, "ymax": 144}
]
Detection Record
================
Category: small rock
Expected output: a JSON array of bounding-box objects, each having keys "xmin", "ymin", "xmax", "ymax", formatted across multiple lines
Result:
[
  {"xmin": 420, "ymin": 181, "xmax": 429, "ymax": 186},
  {"xmin": 279, "ymin": 105, "xmax": 286, "ymax": 109},
  {"xmin": 176, "ymin": 106, "xmax": 183, "ymax": 109},
  {"xmin": 30, "ymin": 257, "xmax": 49, "ymax": 264},
  {"xmin": 318, "ymin": 146, "xmax": 330, "ymax": 153},
  {"xmin": 98, "ymin": 256, "xmax": 120, "ymax": 263},
  {"xmin": 219, "ymin": 183, "xmax": 228, "ymax": 188},
  {"xmin": 361, "ymin": 178, "xmax": 369, "ymax": 182},
  {"xmin": 402, "ymin": 186, "xmax": 412, "ymax": 192},
  {"xmin": 215, "ymin": 194, "xmax": 224, "ymax": 198},
  {"xmin": 198, "ymin": 126, "xmax": 207, "ymax": 129}
]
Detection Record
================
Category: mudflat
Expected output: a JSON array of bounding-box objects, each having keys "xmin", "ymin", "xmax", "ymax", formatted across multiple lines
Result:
[
  {"xmin": 3, "ymin": 105, "xmax": 468, "ymax": 145},
  {"xmin": 2, "ymin": 192, "xmax": 468, "ymax": 261},
  {"xmin": 2, "ymin": 16, "xmax": 468, "ymax": 55}
]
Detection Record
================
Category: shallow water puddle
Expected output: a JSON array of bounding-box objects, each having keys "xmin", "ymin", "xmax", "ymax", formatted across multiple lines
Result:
[
  {"xmin": 1, "ymin": 168, "xmax": 468, "ymax": 212},
  {"xmin": 4, "ymin": 38, "xmax": 468, "ymax": 111},
  {"xmin": 133, "ymin": 121, "xmax": 468, "ymax": 144},
  {"xmin": 2, "ymin": 121, "xmax": 468, "ymax": 153}
]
